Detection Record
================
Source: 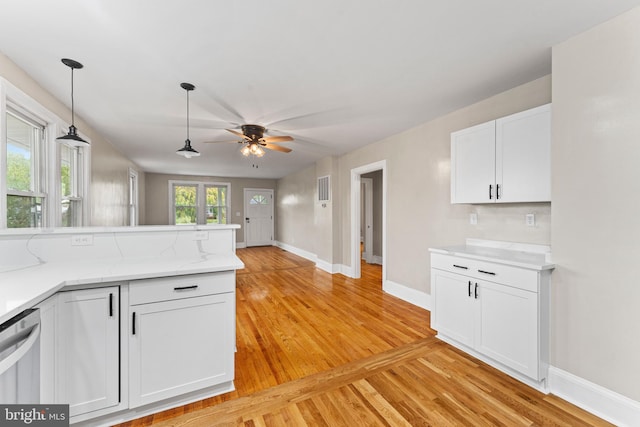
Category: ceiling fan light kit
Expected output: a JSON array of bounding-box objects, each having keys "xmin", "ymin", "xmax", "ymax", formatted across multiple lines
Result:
[
  {"xmin": 56, "ymin": 58, "xmax": 89, "ymax": 147},
  {"xmin": 176, "ymin": 82, "xmax": 200, "ymax": 158}
]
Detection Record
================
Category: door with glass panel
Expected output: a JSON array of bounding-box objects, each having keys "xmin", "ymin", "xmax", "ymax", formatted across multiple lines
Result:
[{"xmin": 244, "ymin": 189, "xmax": 273, "ymax": 247}]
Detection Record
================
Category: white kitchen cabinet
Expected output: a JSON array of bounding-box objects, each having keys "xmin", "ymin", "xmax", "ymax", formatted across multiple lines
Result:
[
  {"xmin": 431, "ymin": 269, "xmax": 475, "ymax": 348},
  {"xmin": 451, "ymin": 103, "xmax": 551, "ymax": 204},
  {"xmin": 431, "ymin": 251, "xmax": 550, "ymax": 385},
  {"xmin": 35, "ymin": 294, "xmax": 57, "ymax": 404},
  {"xmin": 56, "ymin": 286, "xmax": 120, "ymax": 417},
  {"xmin": 128, "ymin": 272, "xmax": 235, "ymax": 408}
]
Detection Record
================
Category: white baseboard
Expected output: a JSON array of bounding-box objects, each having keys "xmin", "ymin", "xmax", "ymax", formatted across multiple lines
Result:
[
  {"xmin": 548, "ymin": 366, "xmax": 640, "ymax": 427},
  {"xmin": 383, "ymin": 280, "xmax": 431, "ymax": 311},
  {"xmin": 371, "ymin": 255, "xmax": 383, "ymax": 265},
  {"xmin": 275, "ymin": 241, "xmax": 344, "ymax": 274},
  {"xmin": 236, "ymin": 241, "xmax": 246, "ymax": 249},
  {"xmin": 274, "ymin": 241, "xmax": 316, "ymax": 263}
]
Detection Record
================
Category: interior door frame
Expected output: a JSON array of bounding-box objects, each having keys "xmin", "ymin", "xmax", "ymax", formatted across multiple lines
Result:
[
  {"xmin": 243, "ymin": 188, "xmax": 274, "ymax": 247},
  {"xmin": 350, "ymin": 160, "xmax": 386, "ymax": 281},
  {"xmin": 361, "ymin": 177, "xmax": 373, "ymax": 263}
]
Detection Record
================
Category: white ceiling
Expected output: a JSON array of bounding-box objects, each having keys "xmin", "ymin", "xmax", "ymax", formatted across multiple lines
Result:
[{"xmin": 1, "ymin": 0, "xmax": 639, "ymax": 179}]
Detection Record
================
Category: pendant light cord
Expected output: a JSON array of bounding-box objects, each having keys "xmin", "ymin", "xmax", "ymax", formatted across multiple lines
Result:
[
  {"xmin": 70, "ymin": 67, "xmax": 75, "ymax": 126},
  {"xmin": 186, "ymin": 89, "xmax": 190, "ymax": 141}
]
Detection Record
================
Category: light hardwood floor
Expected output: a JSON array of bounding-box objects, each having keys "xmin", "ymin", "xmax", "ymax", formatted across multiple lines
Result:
[{"xmin": 119, "ymin": 246, "xmax": 611, "ymax": 426}]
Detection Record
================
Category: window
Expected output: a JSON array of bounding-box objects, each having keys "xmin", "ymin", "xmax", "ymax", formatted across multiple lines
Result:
[
  {"xmin": 128, "ymin": 168, "xmax": 139, "ymax": 226},
  {"xmin": 5, "ymin": 109, "xmax": 46, "ymax": 228},
  {"xmin": 60, "ymin": 143, "xmax": 85, "ymax": 227},
  {"xmin": 1, "ymin": 79, "xmax": 90, "ymax": 229},
  {"xmin": 170, "ymin": 181, "xmax": 230, "ymax": 225},
  {"xmin": 205, "ymin": 184, "xmax": 227, "ymax": 224}
]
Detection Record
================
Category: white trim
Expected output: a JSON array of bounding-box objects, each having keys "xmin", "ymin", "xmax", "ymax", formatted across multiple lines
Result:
[
  {"xmin": 361, "ymin": 177, "xmax": 373, "ymax": 264},
  {"xmin": 236, "ymin": 241, "xmax": 247, "ymax": 249},
  {"xmin": 275, "ymin": 241, "xmax": 343, "ymax": 274},
  {"xmin": 383, "ymin": 280, "xmax": 431, "ymax": 311},
  {"xmin": 548, "ymin": 367, "xmax": 640, "ymax": 427},
  {"xmin": 350, "ymin": 160, "xmax": 387, "ymax": 281},
  {"xmin": 371, "ymin": 255, "xmax": 383, "ymax": 265},
  {"xmin": 275, "ymin": 241, "xmax": 316, "ymax": 263}
]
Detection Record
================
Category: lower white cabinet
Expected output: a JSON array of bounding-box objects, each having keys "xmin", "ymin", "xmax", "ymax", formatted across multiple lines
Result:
[
  {"xmin": 56, "ymin": 286, "xmax": 120, "ymax": 417},
  {"xmin": 128, "ymin": 272, "xmax": 235, "ymax": 408},
  {"xmin": 431, "ymin": 252, "xmax": 549, "ymax": 384}
]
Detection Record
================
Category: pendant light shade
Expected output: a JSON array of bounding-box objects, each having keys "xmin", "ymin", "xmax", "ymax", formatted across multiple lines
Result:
[
  {"xmin": 56, "ymin": 58, "xmax": 89, "ymax": 147},
  {"xmin": 176, "ymin": 82, "xmax": 200, "ymax": 158}
]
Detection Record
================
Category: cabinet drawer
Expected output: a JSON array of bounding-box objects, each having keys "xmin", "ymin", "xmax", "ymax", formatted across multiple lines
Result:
[
  {"xmin": 431, "ymin": 253, "xmax": 538, "ymax": 292},
  {"xmin": 130, "ymin": 271, "xmax": 235, "ymax": 305}
]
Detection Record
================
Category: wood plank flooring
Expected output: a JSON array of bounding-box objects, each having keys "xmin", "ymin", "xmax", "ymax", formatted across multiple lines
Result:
[{"xmin": 118, "ymin": 246, "xmax": 611, "ymax": 426}]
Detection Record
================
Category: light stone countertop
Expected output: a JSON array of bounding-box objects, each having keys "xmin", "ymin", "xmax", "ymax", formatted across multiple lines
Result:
[
  {"xmin": 0, "ymin": 225, "xmax": 244, "ymax": 324},
  {"xmin": 429, "ymin": 239, "xmax": 555, "ymax": 271}
]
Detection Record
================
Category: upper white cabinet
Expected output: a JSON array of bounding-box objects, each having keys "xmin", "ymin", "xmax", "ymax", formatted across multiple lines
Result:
[{"xmin": 451, "ymin": 103, "xmax": 551, "ymax": 204}]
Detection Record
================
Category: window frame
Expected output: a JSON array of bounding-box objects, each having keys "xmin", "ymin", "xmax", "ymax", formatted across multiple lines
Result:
[
  {"xmin": 168, "ymin": 180, "xmax": 231, "ymax": 226},
  {"xmin": 1, "ymin": 78, "xmax": 91, "ymax": 229}
]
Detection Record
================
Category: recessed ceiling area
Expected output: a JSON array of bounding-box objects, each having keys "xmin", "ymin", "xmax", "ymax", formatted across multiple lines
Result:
[{"xmin": 1, "ymin": 0, "xmax": 639, "ymax": 179}]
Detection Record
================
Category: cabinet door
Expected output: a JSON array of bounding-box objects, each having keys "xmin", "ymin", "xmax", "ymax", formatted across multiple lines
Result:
[
  {"xmin": 475, "ymin": 280, "xmax": 539, "ymax": 379},
  {"xmin": 451, "ymin": 120, "xmax": 496, "ymax": 204},
  {"xmin": 57, "ymin": 287, "xmax": 120, "ymax": 417},
  {"xmin": 129, "ymin": 292, "xmax": 235, "ymax": 408},
  {"xmin": 495, "ymin": 103, "xmax": 551, "ymax": 203},
  {"xmin": 35, "ymin": 294, "xmax": 57, "ymax": 404},
  {"xmin": 432, "ymin": 269, "xmax": 475, "ymax": 347}
]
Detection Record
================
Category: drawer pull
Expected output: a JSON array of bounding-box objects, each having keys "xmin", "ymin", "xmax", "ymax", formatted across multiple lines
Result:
[
  {"xmin": 453, "ymin": 264, "xmax": 468, "ymax": 270},
  {"xmin": 132, "ymin": 312, "xmax": 136, "ymax": 335},
  {"xmin": 468, "ymin": 281, "xmax": 472, "ymax": 297},
  {"xmin": 474, "ymin": 283, "xmax": 478, "ymax": 299},
  {"xmin": 478, "ymin": 269, "xmax": 496, "ymax": 276},
  {"xmin": 174, "ymin": 285, "xmax": 199, "ymax": 291},
  {"xmin": 109, "ymin": 293, "xmax": 114, "ymax": 317}
]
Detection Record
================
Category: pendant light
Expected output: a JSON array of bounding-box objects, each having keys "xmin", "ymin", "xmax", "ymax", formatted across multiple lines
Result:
[
  {"xmin": 176, "ymin": 82, "xmax": 200, "ymax": 158},
  {"xmin": 56, "ymin": 58, "xmax": 89, "ymax": 146}
]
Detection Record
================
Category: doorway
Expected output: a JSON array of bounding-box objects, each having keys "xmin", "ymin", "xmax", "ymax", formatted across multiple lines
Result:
[
  {"xmin": 350, "ymin": 160, "xmax": 386, "ymax": 281},
  {"xmin": 244, "ymin": 188, "xmax": 274, "ymax": 247}
]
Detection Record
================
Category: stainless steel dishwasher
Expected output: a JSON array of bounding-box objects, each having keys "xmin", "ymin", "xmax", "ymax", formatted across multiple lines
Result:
[{"xmin": 0, "ymin": 308, "xmax": 40, "ymax": 403}]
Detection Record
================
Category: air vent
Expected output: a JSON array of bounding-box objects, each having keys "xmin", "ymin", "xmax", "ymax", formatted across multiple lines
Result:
[{"xmin": 318, "ymin": 175, "xmax": 330, "ymax": 202}]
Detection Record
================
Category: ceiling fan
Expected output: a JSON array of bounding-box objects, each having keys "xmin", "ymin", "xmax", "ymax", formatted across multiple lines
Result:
[{"xmin": 204, "ymin": 124, "xmax": 293, "ymax": 157}]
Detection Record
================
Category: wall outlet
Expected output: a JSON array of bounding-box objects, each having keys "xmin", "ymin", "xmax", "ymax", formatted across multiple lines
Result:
[
  {"xmin": 71, "ymin": 234, "xmax": 94, "ymax": 246},
  {"xmin": 526, "ymin": 213, "xmax": 536, "ymax": 227},
  {"xmin": 470, "ymin": 213, "xmax": 478, "ymax": 225},
  {"xmin": 194, "ymin": 231, "xmax": 209, "ymax": 240}
]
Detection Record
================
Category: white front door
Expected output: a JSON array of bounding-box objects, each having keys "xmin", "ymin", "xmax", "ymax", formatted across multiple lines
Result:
[{"xmin": 244, "ymin": 189, "xmax": 274, "ymax": 247}]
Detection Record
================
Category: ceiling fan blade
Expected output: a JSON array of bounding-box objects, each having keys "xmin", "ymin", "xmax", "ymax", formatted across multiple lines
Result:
[
  {"xmin": 263, "ymin": 143, "xmax": 292, "ymax": 153},
  {"xmin": 226, "ymin": 129, "xmax": 250, "ymax": 140},
  {"xmin": 262, "ymin": 135, "xmax": 294, "ymax": 143}
]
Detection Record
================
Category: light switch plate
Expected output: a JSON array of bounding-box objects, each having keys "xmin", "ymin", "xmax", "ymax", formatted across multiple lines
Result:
[{"xmin": 470, "ymin": 213, "xmax": 478, "ymax": 225}]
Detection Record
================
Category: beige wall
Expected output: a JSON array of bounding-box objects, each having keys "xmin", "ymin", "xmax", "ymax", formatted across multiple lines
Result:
[
  {"xmin": 0, "ymin": 52, "xmax": 144, "ymax": 227},
  {"xmin": 144, "ymin": 172, "xmax": 277, "ymax": 244},
  {"xmin": 336, "ymin": 75, "xmax": 552, "ymax": 293},
  {"xmin": 552, "ymin": 7, "xmax": 640, "ymax": 401},
  {"xmin": 276, "ymin": 165, "xmax": 316, "ymax": 254}
]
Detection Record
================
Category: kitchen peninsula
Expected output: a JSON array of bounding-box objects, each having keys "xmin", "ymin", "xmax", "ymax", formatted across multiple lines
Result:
[{"xmin": 0, "ymin": 225, "xmax": 244, "ymax": 426}]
